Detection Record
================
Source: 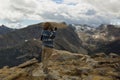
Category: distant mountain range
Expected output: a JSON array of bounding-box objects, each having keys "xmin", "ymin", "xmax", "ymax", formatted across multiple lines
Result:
[{"xmin": 75, "ymin": 24, "xmax": 120, "ymax": 55}]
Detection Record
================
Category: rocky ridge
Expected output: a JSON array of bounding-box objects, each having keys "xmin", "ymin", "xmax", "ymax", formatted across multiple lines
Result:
[{"xmin": 0, "ymin": 49, "xmax": 119, "ymax": 80}]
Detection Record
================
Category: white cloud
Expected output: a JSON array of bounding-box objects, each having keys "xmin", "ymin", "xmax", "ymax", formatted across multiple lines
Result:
[
  {"xmin": 0, "ymin": 0, "xmax": 120, "ymax": 28},
  {"xmin": 63, "ymin": 0, "xmax": 82, "ymax": 4},
  {"xmin": 84, "ymin": 0, "xmax": 120, "ymax": 16},
  {"xmin": 4, "ymin": 22, "xmax": 27, "ymax": 29}
]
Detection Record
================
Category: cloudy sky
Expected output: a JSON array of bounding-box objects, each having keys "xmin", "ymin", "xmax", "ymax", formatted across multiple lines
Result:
[{"xmin": 0, "ymin": 0, "xmax": 120, "ymax": 28}]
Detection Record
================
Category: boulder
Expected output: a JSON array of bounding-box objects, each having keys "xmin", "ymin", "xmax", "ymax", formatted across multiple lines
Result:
[
  {"xmin": 93, "ymin": 53, "xmax": 107, "ymax": 58},
  {"xmin": 109, "ymin": 53, "xmax": 119, "ymax": 58}
]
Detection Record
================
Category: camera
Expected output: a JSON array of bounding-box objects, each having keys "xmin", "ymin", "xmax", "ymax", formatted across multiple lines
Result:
[{"xmin": 54, "ymin": 27, "xmax": 57, "ymax": 31}]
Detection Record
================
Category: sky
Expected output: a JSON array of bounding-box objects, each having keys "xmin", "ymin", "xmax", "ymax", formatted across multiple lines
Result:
[{"xmin": 0, "ymin": 0, "xmax": 120, "ymax": 28}]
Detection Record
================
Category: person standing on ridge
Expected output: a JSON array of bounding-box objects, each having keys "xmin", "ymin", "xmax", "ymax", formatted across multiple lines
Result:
[{"xmin": 41, "ymin": 22, "xmax": 57, "ymax": 74}]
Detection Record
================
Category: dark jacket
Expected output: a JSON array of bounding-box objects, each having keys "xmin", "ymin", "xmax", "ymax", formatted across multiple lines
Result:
[{"xmin": 41, "ymin": 30, "xmax": 56, "ymax": 48}]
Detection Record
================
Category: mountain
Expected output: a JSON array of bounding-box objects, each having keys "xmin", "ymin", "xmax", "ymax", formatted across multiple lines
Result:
[
  {"xmin": 0, "ymin": 25, "xmax": 14, "ymax": 35},
  {"xmin": 95, "ymin": 24, "xmax": 120, "ymax": 39},
  {"xmin": 0, "ymin": 23, "xmax": 86, "ymax": 53},
  {"xmin": 75, "ymin": 24, "xmax": 120, "ymax": 55},
  {"xmin": 0, "ymin": 22, "xmax": 87, "ymax": 68},
  {"xmin": 74, "ymin": 24, "xmax": 96, "ymax": 33},
  {"xmin": 0, "ymin": 23, "xmax": 119, "ymax": 80}
]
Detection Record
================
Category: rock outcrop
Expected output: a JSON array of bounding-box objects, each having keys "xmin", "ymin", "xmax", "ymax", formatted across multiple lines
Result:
[{"xmin": 0, "ymin": 49, "xmax": 119, "ymax": 80}]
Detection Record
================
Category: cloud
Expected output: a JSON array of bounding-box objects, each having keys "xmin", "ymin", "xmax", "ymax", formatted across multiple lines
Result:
[
  {"xmin": 0, "ymin": 0, "xmax": 120, "ymax": 28},
  {"xmin": 85, "ymin": 0, "xmax": 120, "ymax": 15}
]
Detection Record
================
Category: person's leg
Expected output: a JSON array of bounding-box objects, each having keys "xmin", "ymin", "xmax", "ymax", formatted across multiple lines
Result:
[
  {"xmin": 43, "ymin": 47, "xmax": 53, "ymax": 74},
  {"xmin": 41, "ymin": 46, "xmax": 45, "ymax": 62},
  {"xmin": 45, "ymin": 47, "xmax": 53, "ymax": 61},
  {"xmin": 42, "ymin": 47, "xmax": 48, "ymax": 72}
]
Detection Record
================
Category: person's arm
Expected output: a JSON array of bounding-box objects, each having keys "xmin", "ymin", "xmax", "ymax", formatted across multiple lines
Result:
[
  {"xmin": 41, "ymin": 35, "xmax": 43, "ymax": 41},
  {"xmin": 40, "ymin": 30, "xmax": 44, "ymax": 41},
  {"xmin": 50, "ymin": 27, "xmax": 57, "ymax": 39},
  {"xmin": 50, "ymin": 31, "xmax": 56, "ymax": 39}
]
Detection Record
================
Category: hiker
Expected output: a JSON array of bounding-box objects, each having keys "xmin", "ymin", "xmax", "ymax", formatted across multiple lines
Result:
[{"xmin": 41, "ymin": 22, "xmax": 57, "ymax": 74}]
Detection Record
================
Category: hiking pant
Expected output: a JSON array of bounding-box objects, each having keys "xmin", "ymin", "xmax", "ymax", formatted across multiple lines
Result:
[{"xmin": 41, "ymin": 46, "xmax": 53, "ymax": 70}]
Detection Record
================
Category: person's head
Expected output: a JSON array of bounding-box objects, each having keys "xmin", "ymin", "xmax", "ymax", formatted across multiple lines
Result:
[
  {"xmin": 43, "ymin": 22, "xmax": 51, "ymax": 30},
  {"xmin": 43, "ymin": 22, "xmax": 56, "ymax": 31}
]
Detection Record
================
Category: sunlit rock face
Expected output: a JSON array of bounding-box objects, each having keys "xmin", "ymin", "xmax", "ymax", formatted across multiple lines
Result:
[{"xmin": 75, "ymin": 24, "xmax": 120, "ymax": 55}]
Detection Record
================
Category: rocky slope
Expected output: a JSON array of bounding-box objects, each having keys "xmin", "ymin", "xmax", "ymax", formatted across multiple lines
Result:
[
  {"xmin": 0, "ymin": 49, "xmax": 119, "ymax": 80},
  {"xmin": 0, "ymin": 23, "xmax": 85, "ymax": 53},
  {"xmin": 0, "ymin": 40, "xmax": 42, "ymax": 68},
  {"xmin": 76, "ymin": 24, "xmax": 120, "ymax": 55},
  {"xmin": 0, "ymin": 22, "xmax": 87, "ymax": 68}
]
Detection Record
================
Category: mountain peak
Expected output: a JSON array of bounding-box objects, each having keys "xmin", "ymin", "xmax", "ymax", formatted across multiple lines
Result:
[
  {"xmin": 0, "ymin": 25, "xmax": 14, "ymax": 35},
  {"xmin": 0, "ymin": 24, "xmax": 7, "ymax": 28}
]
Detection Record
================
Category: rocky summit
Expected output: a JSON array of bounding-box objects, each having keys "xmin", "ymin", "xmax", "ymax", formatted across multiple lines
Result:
[{"xmin": 0, "ymin": 49, "xmax": 119, "ymax": 80}]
